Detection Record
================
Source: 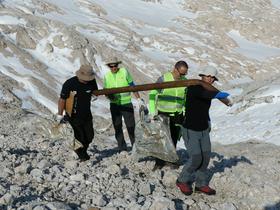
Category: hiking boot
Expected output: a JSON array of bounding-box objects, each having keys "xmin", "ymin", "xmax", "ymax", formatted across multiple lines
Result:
[
  {"xmin": 195, "ymin": 186, "xmax": 216, "ymax": 195},
  {"xmin": 75, "ymin": 149, "xmax": 90, "ymax": 162},
  {"xmin": 79, "ymin": 153, "xmax": 90, "ymax": 162},
  {"xmin": 176, "ymin": 180, "xmax": 193, "ymax": 195}
]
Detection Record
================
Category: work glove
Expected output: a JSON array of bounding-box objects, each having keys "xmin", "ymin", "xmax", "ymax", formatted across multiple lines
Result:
[
  {"xmin": 137, "ymin": 98, "xmax": 146, "ymax": 108},
  {"xmin": 106, "ymin": 94, "xmax": 115, "ymax": 100},
  {"xmin": 227, "ymin": 96, "xmax": 234, "ymax": 107},
  {"xmin": 215, "ymin": 92, "xmax": 230, "ymax": 99}
]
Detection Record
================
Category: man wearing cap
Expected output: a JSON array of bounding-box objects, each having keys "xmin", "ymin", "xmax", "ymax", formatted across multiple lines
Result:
[
  {"xmin": 57, "ymin": 65, "xmax": 98, "ymax": 161},
  {"xmin": 176, "ymin": 66, "xmax": 232, "ymax": 196},
  {"xmin": 149, "ymin": 60, "xmax": 188, "ymax": 170},
  {"xmin": 104, "ymin": 57, "xmax": 144, "ymax": 152}
]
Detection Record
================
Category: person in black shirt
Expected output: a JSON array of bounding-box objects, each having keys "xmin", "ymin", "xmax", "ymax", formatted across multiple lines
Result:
[
  {"xmin": 57, "ymin": 65, "xmax": 98, "ymax": 161},
  {"xmin": 176, "ymin": 66, "xmax": 232, "ymax": 196}
]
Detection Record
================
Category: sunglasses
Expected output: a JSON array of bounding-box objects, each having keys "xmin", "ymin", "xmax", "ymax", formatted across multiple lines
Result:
[
  {"xmin": 108, "ymin": 64, "xmax": 118, "ymax": 68},
  {"xmin": 176, "ymin": 68, "xmax": 187, "ymax": 76}
]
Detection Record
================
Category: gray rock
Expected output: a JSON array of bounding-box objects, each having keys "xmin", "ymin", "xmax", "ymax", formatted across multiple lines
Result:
[
  {"xmin": 64, "ymin": 160, "xmax": 78, "ymax": 169},
  {"xmin": 52, "ymin": 35, "xmax": 65, "ymax": 49},
  {"xmin": 37, "ymin": 159, "xmax": 51, "ymax": 169},
  {"xmin": 33, "ymin": 205, "xmax": 49, "ymax": 210},
  {"xmin": 45, "ymin": 43, "xmax": 54, "ymax": 53},
  {"xmin": 138, "ymin": 183, "xmax": 151, "ymax": 196},
  {"xmin": 185, "ymin": 198, "xmax": 195, "ymax": 206},
  {"xmin": 16, "ymin": 27, "xmax": 37, "ymax": 49},
  {"xmin": 0, "ymin": 184, "xmax": 6, "ymax": 195},
  {"xmin": 46, "ymin": 202, "xmax": 73, "ymax": 210},
  {"xmin": 162, "ymin": 171, "xmax": 177, "ymax": 187},
  {"xmin": 9, "ymin": 185, "xmax": 22, "ymax": 196},
  {"xmin": 69, "ymin": 173, "xmax": 85, "ymax": 182},
  {"xmin": 149, "ymin": 197, "xmax": 175, "ymax": 210},
  {"xmin": 198, "ymin": 201, "xmax": 211, "ymax": 210},
  {"xmin": 0, "ymin": 193, "xmax": 14, "ymax": 205},
  {"xmin": 91, "ymin": 195, "xmax": 107, "ymax": 207},
  {"xmin": 106, "ymin": 164, "xmax": 120, "ymax": 175},
  {"xmin": 218, "ymin": 203, "xmax": 237, "ymax": 210},
  {"xmin": 30, "ymin": 168, "xmax": 44, "ymax": 182}
]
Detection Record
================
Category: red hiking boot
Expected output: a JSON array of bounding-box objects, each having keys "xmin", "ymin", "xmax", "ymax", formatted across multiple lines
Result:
[
  {"xmin": 195, "ymin": 186, "xmax": 216, "ymax": 195},
  {"xmin": 176, "ymin": 180, "xmax": 193, "ymax": 195}
]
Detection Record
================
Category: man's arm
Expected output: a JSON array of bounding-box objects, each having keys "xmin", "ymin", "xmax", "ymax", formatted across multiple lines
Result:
[
  {"xmin": 190, "ymin": 85, "xmax": 218, "ymax": 99},
  {"xmin": 58, "ymin": 98, "xmax": 66, "ymax": 115},
  {"xmin": 191, "ymin": 86, "xmax": 231, "ymax": 105},
  {"xmin": 58, "ymin": 80, "xmax": 70, "ymax": 115},
  {"xmin": 91, "ymin": 79, "xmax": 99, "ymax": 96}
]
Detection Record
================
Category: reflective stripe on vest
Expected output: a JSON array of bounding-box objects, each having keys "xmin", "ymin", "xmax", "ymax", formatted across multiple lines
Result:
[
  {"xmin": 105, "ymin": 68, "xmax": 132, "ymax": 105},
  {"xmin": 157, "ymin": 72, "xmax": 186, "ymax": 113}
]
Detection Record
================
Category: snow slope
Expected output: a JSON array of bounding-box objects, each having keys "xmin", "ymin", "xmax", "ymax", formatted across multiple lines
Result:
[{"xmin": 0, "ymin": 0, "xmax": 280, "ymax": 147}]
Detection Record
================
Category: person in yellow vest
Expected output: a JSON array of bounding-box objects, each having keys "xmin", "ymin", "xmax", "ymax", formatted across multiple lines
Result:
[
  {"xmin": 104, "ymin": 57, "xmax": 145, "ymax": 152},
  {"xmin": 149, "ymin": 60, "xmax": 188, "ymax": 170}
]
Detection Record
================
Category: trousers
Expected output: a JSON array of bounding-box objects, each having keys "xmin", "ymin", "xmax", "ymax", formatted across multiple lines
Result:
[
  {"xmin": 110, "ymin": 103, "xmax": 135, "ymax": 150},
  {"xmin": 177, "ymin": 128, "xmax": 211, "ymax": 187}
]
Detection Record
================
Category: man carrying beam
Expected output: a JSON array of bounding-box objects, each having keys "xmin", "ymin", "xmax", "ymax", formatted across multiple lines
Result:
[
  {"xmin": 149, "ymin": 61, "xmax": 189, "ymax": 170},
  {"xmin": 104, "ymin": 57, "xmax": 145, "ymax": 152}
]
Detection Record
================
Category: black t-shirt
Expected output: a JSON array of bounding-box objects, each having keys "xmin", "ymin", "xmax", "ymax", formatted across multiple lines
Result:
[
  {"xmin": 60, "ymin": 76, "xmax": 98, "ymax": 120},
  {"xmin": 183, "ymin": 85, "xmax": 218, "ymax": 131}
]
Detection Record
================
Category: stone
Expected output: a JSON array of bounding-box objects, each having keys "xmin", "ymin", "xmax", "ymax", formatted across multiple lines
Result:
[
  {"xmin": 46, "ymin": 202, "xmax": 73, "ymax": 210},
  {"xmin": 37, "ymin": 159, "xmax": 51, "ymax": 169},
  {"xmin": 106, "ymin": 164, "xmax": 120, "ymax": 175},
  {"xmin": 52, "ymin": 35, "xmax": 65, "ymax": 48},
  {"xmin": 149, "ymin": 197, "xmax": 175, "ymax": 210},
  {"xmin": 30, "ymin": 169, "xmax": 44, "ymax": 182},
  {"xmin": 91, "ymin": 195, "xmax": 107, "ymax": 207},
  {"xmin": 16, "ymin": 27, "xmax": 37, "ymax": 49},
  {"xmin": 138, "ymin": 183, "xmax": 151, "ymax": 196},
  {"xmin": 64, "ymin": 160, "xmax": 78, "ymax": 169},
  {"xmin": 162, "ymin": 171, "xmax": 177, "ymax": 187},
  {"xmin": 45, "ymin": 43, "xmax": 54, "ymax": 53},
  {"xmin": 69, "ymin": 173, "xmax": 85, "ymax": 182},
  {"xmin": 0, "ymin": 193, "xmax": 14, "ymax": 205},
  {"xmin": 33, "ymin": 205, "xmax": 49, "ymax": 210},
  {"xmin": 198, "ymin": 201, "xmax": 211, "ymax": 210},
  {"xmin": 218, "ymin": 203, "xmax": 237, "ymax": 210}
]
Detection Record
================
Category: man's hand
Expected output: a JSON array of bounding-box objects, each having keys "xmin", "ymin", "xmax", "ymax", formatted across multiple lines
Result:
[
  {"xmin": 106, "ymin": 94, "xmax": 115, "ymax": 100},
  {"xmin": 137, "ymin": 98, "xmax": 146, "ymax": 107},
  {"xmin": 227, "ymin": 97, "xmax": 234, "ymax": 107}
]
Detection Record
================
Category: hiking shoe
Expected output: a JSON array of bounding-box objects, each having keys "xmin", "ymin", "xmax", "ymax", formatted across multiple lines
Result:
[
  {"xmin": 79, "ymin": 153, "xmax": 90, "ymax": 162},
  {"xmin": 176, "ymin": 180, "xmax": 193, "ymax": 195},
  {"xmin": 195, "ymin": 186, "xmax": 216, "ymax": 195}
]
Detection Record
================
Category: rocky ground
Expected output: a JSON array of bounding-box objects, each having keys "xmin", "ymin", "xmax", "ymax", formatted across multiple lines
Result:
[
  {"xmin": 1, "ymin": 0, "xmax": 280, "ymax": 209},
  {"xmin": 0, "ymin": 74, "xmax": 280, "ymax": 210}
]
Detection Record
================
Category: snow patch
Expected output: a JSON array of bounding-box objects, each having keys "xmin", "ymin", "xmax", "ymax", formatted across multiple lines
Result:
[
  {"xmin": 228, "ymin": 30, "xmax": 280, "ymax": 61},
  {"xmin": 271, "ymin": 0, "xmax": 280, "ymax": 9},
  {"xmin": 0, "ymin": 15, "xmax": 26, "ymax": 25}
]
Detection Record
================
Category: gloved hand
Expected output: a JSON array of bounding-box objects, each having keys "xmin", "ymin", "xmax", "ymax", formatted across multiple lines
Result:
[
  {"xmin": 227, "ymin": 96, "xmax": 234, "ymax": 107},
  {"xmin": 137, "ymin": 98, "xmax": 146, "ymax": 107},
  {"xmin": 215, "ymin": 92, "xmax": 230, "ymax": 99},
  {"xmin": 106, "ymin": 94, "xmax": 115, "ymax": 100}
]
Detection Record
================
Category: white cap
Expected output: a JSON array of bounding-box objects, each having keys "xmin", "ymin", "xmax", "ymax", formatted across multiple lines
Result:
[{"xmin": 199, "ymin": 66, "xmax": 218, "ymax": 81}]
